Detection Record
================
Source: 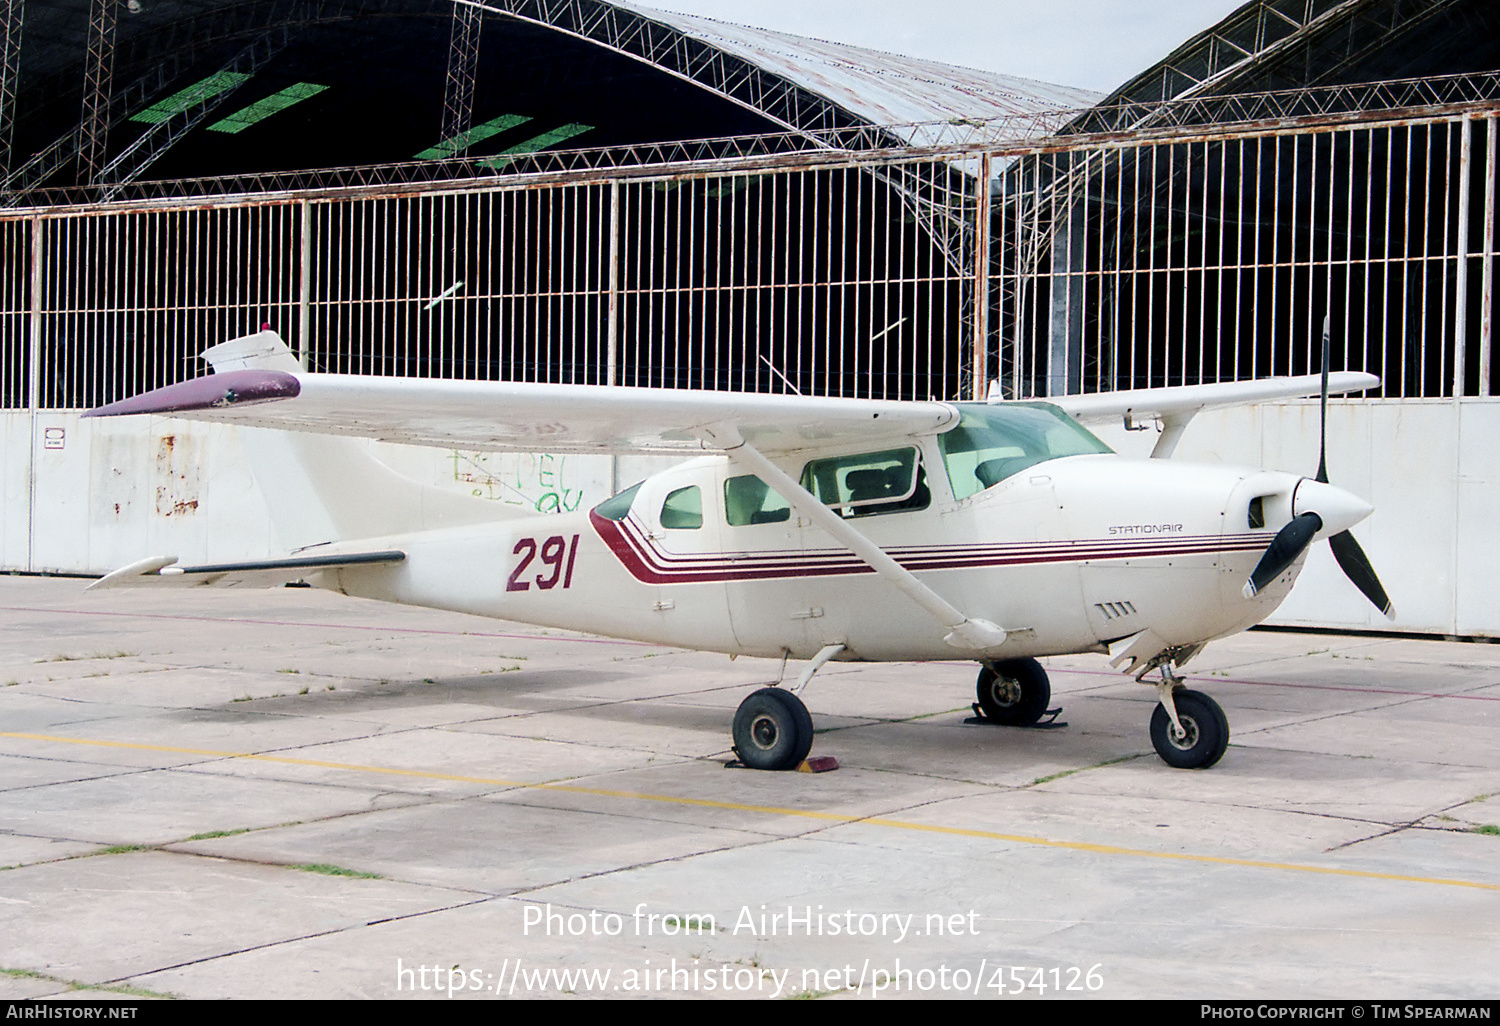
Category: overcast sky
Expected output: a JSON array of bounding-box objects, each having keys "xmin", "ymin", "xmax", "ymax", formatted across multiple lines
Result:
[{"xmin": 632, "ymin": 0, "xmax": 1247, "ymax": 94}]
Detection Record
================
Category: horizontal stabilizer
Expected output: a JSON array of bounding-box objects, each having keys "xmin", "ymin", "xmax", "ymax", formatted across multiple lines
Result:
[{"xmin": 88, "ymin": 550, "xmax": 405, "ymax": 590}]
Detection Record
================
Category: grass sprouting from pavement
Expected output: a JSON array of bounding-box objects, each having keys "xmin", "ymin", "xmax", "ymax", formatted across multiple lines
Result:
[{"xmin": 294, "ymin": 863, "xmax": 382, "ymax": 879}]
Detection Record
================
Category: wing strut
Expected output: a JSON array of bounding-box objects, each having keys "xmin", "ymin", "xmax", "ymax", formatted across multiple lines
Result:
[{"xmin": 698, "ymin": 423, "xmax": 1009, "ymax": 655}]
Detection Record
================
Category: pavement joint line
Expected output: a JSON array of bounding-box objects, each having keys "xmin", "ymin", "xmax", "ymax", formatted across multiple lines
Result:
[
  {"xmin": 0, "ymin": 605, "xmax": 658, "ymax": 647},
  {"xmin": 1231, "ymin": 695, "xmax": 1472, "ymax": 741},
  {"xmin": 1322, "ymin": 823, "xmax": 1418, "ymax": 852},
  {"xmin": 1059, "ymin": 664, "xmax": 1500, "ymax": 702},
  {"xmin": 5, "ymin": 729, "xmax": 1498, "ymax": 893},
  {"xmin": 103, "ymin": 896, "xmax": 500, "ymax": 986}
]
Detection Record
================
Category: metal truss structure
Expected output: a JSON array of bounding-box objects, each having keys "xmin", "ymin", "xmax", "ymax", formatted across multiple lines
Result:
[
  {"xmin": 0, "ymin": 0, "xmax": 21, "ymax": 175},
  {"xmin": 0, "ymin": 70, "xmax": 1493, "ymax": 211},
  {"xmin": 438, "ymin": 1, "xmax": 482, "ymax": 157},
  {"xmin": 78, "ymin": 0, "xmax": 118, "ymax": 184},
  {"xmin": 459, "ymin": 0, "xmax": 880, "ymax": 143},
  {"xmin": 94, "ymin": 24, "xmax": 296, "ymax": 196},
  {"xmin": 1068, "ymin": 0, "xmax": 1472, "ymax": 135},
  {"xmin": 2, "ymin": 0, "xmax": 375, "ymax": 195}
]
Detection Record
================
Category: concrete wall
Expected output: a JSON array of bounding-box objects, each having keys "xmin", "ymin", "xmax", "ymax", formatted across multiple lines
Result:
[
  {"xmin": 4, "ymin": 401, "xmax": 1494, "ymax": 637},
  {"xmin": 0, "ymin": 411, "xmax": 654, "ymax": 575}
]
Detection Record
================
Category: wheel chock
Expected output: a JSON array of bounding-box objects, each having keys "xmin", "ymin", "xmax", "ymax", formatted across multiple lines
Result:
[
  {"xmin": 965, "ymin": 704, "xmax": 1068, "ymax": 729},
  {"xmin": 797, "ymin": 756, "xmax": 839, "ymax": 773}
]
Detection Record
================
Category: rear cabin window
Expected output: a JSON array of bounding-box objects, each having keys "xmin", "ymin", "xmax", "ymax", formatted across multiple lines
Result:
[{"xmin": 798, "ymin": 447, "xmax": 930, "ymax": 518}]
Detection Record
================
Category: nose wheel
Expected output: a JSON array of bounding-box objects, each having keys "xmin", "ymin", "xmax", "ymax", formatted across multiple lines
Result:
[{"xmin": 1149, "ymin": 688, "xmax": 1229, "ymax": 769}]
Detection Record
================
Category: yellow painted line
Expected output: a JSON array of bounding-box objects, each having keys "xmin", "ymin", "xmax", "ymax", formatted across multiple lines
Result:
[{"xmin": 5, "ymin": 730, "xmax": 1497, "ymax": 893}]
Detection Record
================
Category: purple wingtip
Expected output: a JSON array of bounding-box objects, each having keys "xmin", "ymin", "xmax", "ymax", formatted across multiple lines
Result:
[{"xmin": 82, "ymin": 369, "xmax": 301, "ymax": 418}]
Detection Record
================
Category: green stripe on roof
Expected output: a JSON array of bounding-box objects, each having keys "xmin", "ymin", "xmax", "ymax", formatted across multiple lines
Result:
[
  {"xmin": 415, "ymin": 113, "xmax": 533, "ymax": 160},
  {"xmin": 207, "ymin": 83, "xmax": 329, "ymax": 134},
  {"xmin": 130, "ymin": 72, "xmax": 253, "ymax": 124},
  {"xmin": 479, "ymin": 123, "xmax": 593, "ymax": 169}
]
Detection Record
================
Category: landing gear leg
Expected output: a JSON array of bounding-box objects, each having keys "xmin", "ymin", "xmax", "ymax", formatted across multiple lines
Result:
[{"xmin": 1148, "ymin": 663, "xmax": 1229, "ymax": 769}]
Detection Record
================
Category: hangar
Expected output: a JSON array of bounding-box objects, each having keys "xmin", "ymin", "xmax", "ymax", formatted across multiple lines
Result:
[{"xmin": 1, "ymin": 0, "xmax": 1498, "ymax": 637}]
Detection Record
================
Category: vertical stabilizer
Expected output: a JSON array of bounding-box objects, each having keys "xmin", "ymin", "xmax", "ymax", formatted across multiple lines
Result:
[
  {"xmin": 202, "ymin": 330, "xmax": 303, "ymax": 374},
  {"xmin": 204, "ymin": 331, "xmax": 519, "ymax": 551}
]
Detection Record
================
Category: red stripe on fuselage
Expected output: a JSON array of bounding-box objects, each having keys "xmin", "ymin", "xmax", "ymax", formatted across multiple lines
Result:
[{"xmin": 588, "ymin": 511, "xmax": 1268, "ymax": 586}]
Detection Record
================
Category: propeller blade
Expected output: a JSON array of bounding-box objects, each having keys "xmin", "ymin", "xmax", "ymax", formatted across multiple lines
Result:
[
  {"xmin": 1243, "ymin": 512, "xmax": 1323, "ymax": 599},
  {"xmin": 1328, "ymin": 529, "xmax": 1396, "ymax": 620},
  {"xmin": 1316, "ymin": 314, "xmax": 1330, "ymax": 484}
]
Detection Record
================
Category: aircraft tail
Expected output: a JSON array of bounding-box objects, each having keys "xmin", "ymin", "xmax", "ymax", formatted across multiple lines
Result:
[{"xmin": 204, "ymin": 331, "xmax": 522, "ymax": 552}]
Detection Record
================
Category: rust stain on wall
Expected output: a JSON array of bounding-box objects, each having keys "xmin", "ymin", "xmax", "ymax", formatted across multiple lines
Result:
[{"xmin": 154, "ymin": 433, "xmax": 201, "ymax": 518}]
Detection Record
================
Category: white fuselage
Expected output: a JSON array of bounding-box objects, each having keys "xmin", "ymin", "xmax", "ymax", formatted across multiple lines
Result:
[{"xmin": 322, "ymin": 446, "xmax": 1307, "ymax": 665}]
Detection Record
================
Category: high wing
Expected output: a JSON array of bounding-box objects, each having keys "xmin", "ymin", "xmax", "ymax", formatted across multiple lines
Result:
[
  {"xmin": 82, "ymin": 331, "xmax": 958, "ymax": 457},
  {"xmin": 1046, "ymin": 372, "xmax": 1379, "ymax": 458},
  {"xmin": 1048, "ymin": 374, "xmax": 1379, "ymax": 425},
  {"xmin": 83, "ymin": 330, "xmax": 1376, "ymax": 458}
]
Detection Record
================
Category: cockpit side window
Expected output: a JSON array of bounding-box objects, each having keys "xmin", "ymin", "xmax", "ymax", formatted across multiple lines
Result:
[
  {"xmin": 659, "ymin": 485, "xmax": 703, "ymax": 530},
  {"xmin": 940, "ymin": 403, "xmax": 1112, "ymax": 500}
]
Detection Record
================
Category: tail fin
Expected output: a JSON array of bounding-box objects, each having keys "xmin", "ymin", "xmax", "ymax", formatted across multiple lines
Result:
[{"xmin": 205, "ymin": 331, "xmax": 520, "ymax": 552}]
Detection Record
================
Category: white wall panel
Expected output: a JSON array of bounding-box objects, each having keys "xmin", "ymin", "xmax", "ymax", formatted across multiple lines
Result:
[
  {"xmin": 1454, "ymin": 401, "xmax": 1500, "ymax": 637},
  {"xmin": 0, "ymin": 412, "xmax": 29, "ymax": 571},
  {"xmin": 4, "ymin": 401, "xmax": 1494, "ymax": 637},
  {"xmin": 2, "ymin": 411, "xmax": 618, "ymax": 577}
]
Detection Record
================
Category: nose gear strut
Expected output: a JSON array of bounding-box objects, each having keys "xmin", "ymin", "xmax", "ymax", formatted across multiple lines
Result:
[{"xmin": 1139, "ymin": 656, "xmax": 1230, "ymax": 770}]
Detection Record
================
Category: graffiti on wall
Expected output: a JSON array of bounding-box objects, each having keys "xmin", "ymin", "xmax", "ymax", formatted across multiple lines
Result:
[{"xmin": 450, "ymin": 450, "xmax": 586, "ymax": 513}]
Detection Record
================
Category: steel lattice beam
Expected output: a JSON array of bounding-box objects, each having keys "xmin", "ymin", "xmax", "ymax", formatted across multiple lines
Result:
[
  {"xmin": 457, "ymin": 0, "xmax": 881, "ymax": 145},
  {"xmin": 3, "ymin": 0, "xmax": 367, "ymax": 193},
  {"xmin": 5, "ymin": 70, "xmax": 1500, "ymax": 211},
  {"xmin": 0, "ymin": 0, "xmax": 22, "ymax": 175},
  {"xmin": 95, "ymin": 24, "xmax": 296, "ymax": 196},
  {"xmin": 79, "ymin": 0, "xmax": 118, "ymax": 184},
  {"xmin": 439, "ymin": 2, "xmax": 482, "ymax": 157},
  {"xmin": 1067, "ymin": 0, "xmax": 1471, "ymax": 136}
]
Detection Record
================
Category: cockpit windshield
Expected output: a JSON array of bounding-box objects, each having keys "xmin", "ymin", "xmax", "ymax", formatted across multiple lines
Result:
[{"xmin": 939, "ymin": 402, "xmax": 1113, "ymax": 500}]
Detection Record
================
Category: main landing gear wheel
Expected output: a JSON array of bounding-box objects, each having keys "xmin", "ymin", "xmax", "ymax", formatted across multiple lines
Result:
[
  {"xmin": 976, "ymin": 658, "xmax": 1051, "ymax": 726},
  {"xmin": 732, "ymin": 687, "xmax": 814, "ymax": 771},
  {"xmin": 1150, "ymin": 688, "xmax": 1230, "ymax": 769}
]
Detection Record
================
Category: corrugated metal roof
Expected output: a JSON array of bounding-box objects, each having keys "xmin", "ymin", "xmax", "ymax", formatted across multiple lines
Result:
[{"xmin": 622, "ymin": 2, "xmax": 1103, "ymax": 143}]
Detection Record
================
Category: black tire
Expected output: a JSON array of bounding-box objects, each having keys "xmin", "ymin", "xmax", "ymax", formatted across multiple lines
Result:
[
  {"xmin": 975, "ymin": 658, "xmax": 1051, "ymax": 726},
  {"xmin": 732, "ymin": 687, "xmax": 814, "ymax": 771},
  {"xmin": 1150, "ymin": 688, "xmax": 1230, "ymax": 769}
]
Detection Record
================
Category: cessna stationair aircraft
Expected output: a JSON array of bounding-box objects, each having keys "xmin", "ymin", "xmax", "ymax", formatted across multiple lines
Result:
[{"xmin": 85, "ymin": 330, "xmax": 1393, "ymax": 771}]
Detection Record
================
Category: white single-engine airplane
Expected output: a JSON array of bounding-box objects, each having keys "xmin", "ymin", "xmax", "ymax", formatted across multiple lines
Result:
[{"xmin": 85, "ymin": 330, "xmax": 1393, "ymax": 771}]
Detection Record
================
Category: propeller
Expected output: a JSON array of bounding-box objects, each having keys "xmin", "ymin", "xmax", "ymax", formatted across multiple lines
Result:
[
  {"xmin": 1243, "ymin": 512, "xmax": 1323, "ymax": 599},
  {"xmin": 1242, "ymin": 318, "xmax": 1394, "ymax": 619}
]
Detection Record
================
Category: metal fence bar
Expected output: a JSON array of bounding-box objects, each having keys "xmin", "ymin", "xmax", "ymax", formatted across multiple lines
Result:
[
  {"xmin": 1484, "ymin": 116, "xmax": 1497, "ymax": 397},
  {"xmin": 3, "ymin": 110, "xmax": 1499, "ymax": 411}
]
